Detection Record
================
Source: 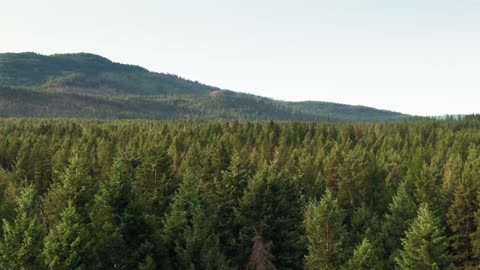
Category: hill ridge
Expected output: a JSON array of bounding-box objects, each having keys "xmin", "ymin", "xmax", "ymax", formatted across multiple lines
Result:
[{"xmin": 0, "ymin": 52, "xmax": 408, "ymax": 122}]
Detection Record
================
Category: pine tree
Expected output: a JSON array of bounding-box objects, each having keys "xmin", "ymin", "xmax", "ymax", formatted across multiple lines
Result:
[
  {"xmin": 470, "ymin": 182, "xmax": 480, "ymax": 268},
  {"xmin": 134, "ymin": 147, "xmax": 175, "ymax": 221},
  {"xmin": 304, "ymin": 189, "xmax": 347, "ymax": 270},
  {"xmin": 336, "ymin": 145, "xmax": 373, "ymax": 214},
  {"xmin": 440, "ymin": 155, "xmax": 463, "ymax": 204},
  {"xmin": 344, "ymin": 238, "xmax": 382, "ymax": 270},
  {"xmin": 163, "ymin": 171, "xmax": 230, "ymax": 270},
  {"xmin": 43, "ymin": 201, "xmax": 90, "ymax": 270},
  {"xmin": 89, "ymin": 159, "xmax": 157, "ymax": 269},
  {"xmin": 381, "ymin": 181, "xmax": 417, "ymax": 269},
  {"xmin": 237, "ymin": 159, "xmax": 305, "ymax": 269},
  {"xmin": 0, "ymin": 184, "xmax": 45, "ymax": 269},
  {"xmin": 43, "ymin": 153, "xmax": 94, "ymax": 228},
  {"xmin": 415, "ymin": 163, "xmax": 441, "ymax": 210},
  {"xmin": 209, "ymin": 151, "xmax": 250, "ymax": 260},
  {"xmin": 0, "ymin": 168, "xmax": 17, "ymax": 225},
  {"xmin": 175, "ymin": 204, "xmax": 230, "ymax": 270},
  {"xmin": 449, "ymin": 147, "xmax": 480, "ymax": 268},
  {"xmin": 350, "ymin": 205, "xmax": 381, "ymax": 250},
  {"xmin": 447, "ymin": 177, "xmax": 477, "ymax": 268},
  {"xmin": 402, "ymin": 148, "xmax": 426, "ymax": 198},
  {"xmin": 395, "ymin": 203, "xmax": 455, "ymax": 270}
]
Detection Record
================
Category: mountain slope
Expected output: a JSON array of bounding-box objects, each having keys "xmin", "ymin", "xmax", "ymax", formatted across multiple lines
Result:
[
  {"xmin": 289, "ymin": 101, "xmax": 405, "ymax": 122},
  {"xmin": 0, "ymin": 52, "xmax": 409, "ymax": 121},
  {"xmin": 0, "ymin": 52, "xmax": 216, "ymax": 96}
]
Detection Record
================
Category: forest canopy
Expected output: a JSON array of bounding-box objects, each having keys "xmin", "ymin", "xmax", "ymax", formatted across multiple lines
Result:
[{"xmin": 0, "ymin": 116, "xmax": 479, "ymax": 269}]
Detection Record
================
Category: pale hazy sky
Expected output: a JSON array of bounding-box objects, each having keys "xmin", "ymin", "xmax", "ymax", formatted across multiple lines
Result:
[{"xmin": 2, "ymin": 0, "xmax": 479, "ymax": 115}]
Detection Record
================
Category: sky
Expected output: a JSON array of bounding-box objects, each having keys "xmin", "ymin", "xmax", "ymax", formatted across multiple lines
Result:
[{"xmin": 1, "ymin": 0, "xmax": 479, "ymax": 116}]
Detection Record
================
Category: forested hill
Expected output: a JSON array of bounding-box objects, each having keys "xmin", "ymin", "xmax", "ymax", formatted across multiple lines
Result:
[
  {"xmin": 0, "ymin": 52, "xmax": 408, "ymax": 121},
  {"xmin": 0, "ymin": 52, "xmax": 215, "ymax": 96}
]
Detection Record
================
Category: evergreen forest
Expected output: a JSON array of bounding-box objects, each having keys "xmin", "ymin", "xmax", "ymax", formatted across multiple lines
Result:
[{"xmin": 0, "ymin": 117, "xmax": 480, "ymax": 269}]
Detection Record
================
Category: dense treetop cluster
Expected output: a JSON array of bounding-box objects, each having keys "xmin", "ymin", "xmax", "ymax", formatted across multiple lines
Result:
[{"xmin": 0, "ymin": 116, "xmax": 479, "ymax": 269}]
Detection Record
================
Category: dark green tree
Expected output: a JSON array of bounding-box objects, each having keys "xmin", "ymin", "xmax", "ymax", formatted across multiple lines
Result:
[
  {"xmin": 89, "ymin": 159, "xmax": 157, "ymax": 269},
  {"xmin": 134, "ymin": 147, "xmax": 175, "ymax": 221},
  {"xmin": 237, "ymin": 159, "xmax": 305, "ymax": 269},
  {"xmin": 381, "ymin": 181, "xmax": 417, "ymax": 269},
  {"xmin": 209, "ymin": 152, "xmax": 250, "ymax": 260},
  {"xmin": 163, "ymin": 171, "xmax": 229, "ymax": 270},
  {"xmin": 175, "ymin": 204, "xmax": 230, "ymax": 270},
  {"xmin": 472, "ymin": 190, "xmax": 480, "ymax": 268},
  {"xmin": 447, "ymin": 177, "xmax": 477, "ymax": 268}
]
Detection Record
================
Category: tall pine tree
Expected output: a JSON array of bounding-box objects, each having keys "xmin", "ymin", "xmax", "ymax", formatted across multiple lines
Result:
[
  {"xmin": 304, "ymin": 189, "xmax": 347, "ymax": 270},
  {"xmin": 395, "ymin": 203, "xmax": 455, "ymax": 270},
  {"xmin": 237, "ymin": 159, "xmax": 305, "ymax": 269},
  {"xmin": 89, "ymin": 159, "xmax": 157, "ymax": 269},
  {"xmin": 344, "ymin": 238, "xmax": 382, "ymax": 270},
  {"xmin": 0, "ymin": 184, "xmax": 45, "ymax": 269},
  {"xmin": 381, "ymin": 180, "xmax": 417, "ymax": 269},
  {"xmin": 162, "ymin": 170, "xmax": 230, "ymax": 270},
  {"xmin": 43, "ymin": 201, "xmax": 91, "ymax": 270}
]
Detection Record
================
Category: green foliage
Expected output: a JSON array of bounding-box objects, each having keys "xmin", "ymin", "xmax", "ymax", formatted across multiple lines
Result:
[
  {"xmin": 237, "ymin": 160, "xmax": 305, "ymax": 269},
  {"xmin": 175, "ymin": 204, "xmax": 230, "ymax": 270},
  {"xmin": 0, "ymin": 185, "xmax": 45, "ymax": 269},
  {"xmin": 134, "ymin": 147, "xmax": 175, "ymax": 222},
  {"xmin": 472, "ymin": 190, "xmax": 480, "ymax": 265},
  {"xmin": 0, "ymin": 117, "xmax": 478, "ymax": 268},
  {"xmin": 344, "ymin": 238, "xmax": 382, "ymax": 270},
  {"xmin": 209, "ymin": 152, "xmax": 251, "ymax": 260},
  {"xmin": 163, "ymin": 172, "xmax": 229, "ymax": 269},
  {"xmin": 447, "ymin": 170, "xmax": 478, "ymax": 267},
  {"xmin": 414, "ymin": 164, "xmax": 442, "ymax": 211},
  {"xmin": 43, "ymin": 202, "xmax": 90, "ymax": 270},
  {"xmin": 395, "ymin": 204, "xmax": 455, "ymax": 270},
  {"xmin": 381, "ymin": 181, "xmax": 417, "ymax": 269},
  {"xmin": 42, "ymin": 153, "xmax": 94, "ymax": 228},
  {"xmin": 89, "ymin": 159, "xmax": 157, "ymax": 269},
  {"xmin": 0, "ymin": 52, "xmax": 212, "ymax": 96},
  {"xmin": 304, "ymin": 189, "xmax": 347, "ymax": 270}
]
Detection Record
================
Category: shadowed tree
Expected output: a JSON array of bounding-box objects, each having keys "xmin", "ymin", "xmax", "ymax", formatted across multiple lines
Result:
[
  {"xmin": 381, "ymin": 181, "xmax": 417, "ymax": 269},
  {"xmin": 237, "ymin": 159, "xmax": 304, "ymax": 269},
  {"xmin": 163, "ymin": 171, "xmax": 230, "ymax": 270},
  {"xmin": 247, "ymin": 233, "xmax": 277, "ymax": 270}
]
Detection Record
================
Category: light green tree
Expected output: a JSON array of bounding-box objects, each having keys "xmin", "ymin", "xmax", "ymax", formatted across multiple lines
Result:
[
  {"xmin": 395, "ymin": 204, "xmax": 455, "ymax": 270},
  {"xmin": 304, "ymin": 189, "xmax": 347, "ymax": 270},
  {"xmin": 344, "ymin": 238, "xmax": 382, "ymax": 270},
  {"xmin": 43, "ymin": 201, "xmax": 90, "ymax": 270},
  {"xmin": 0, "ymin": 184, "xmax": 45, "ymax": 269}
]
